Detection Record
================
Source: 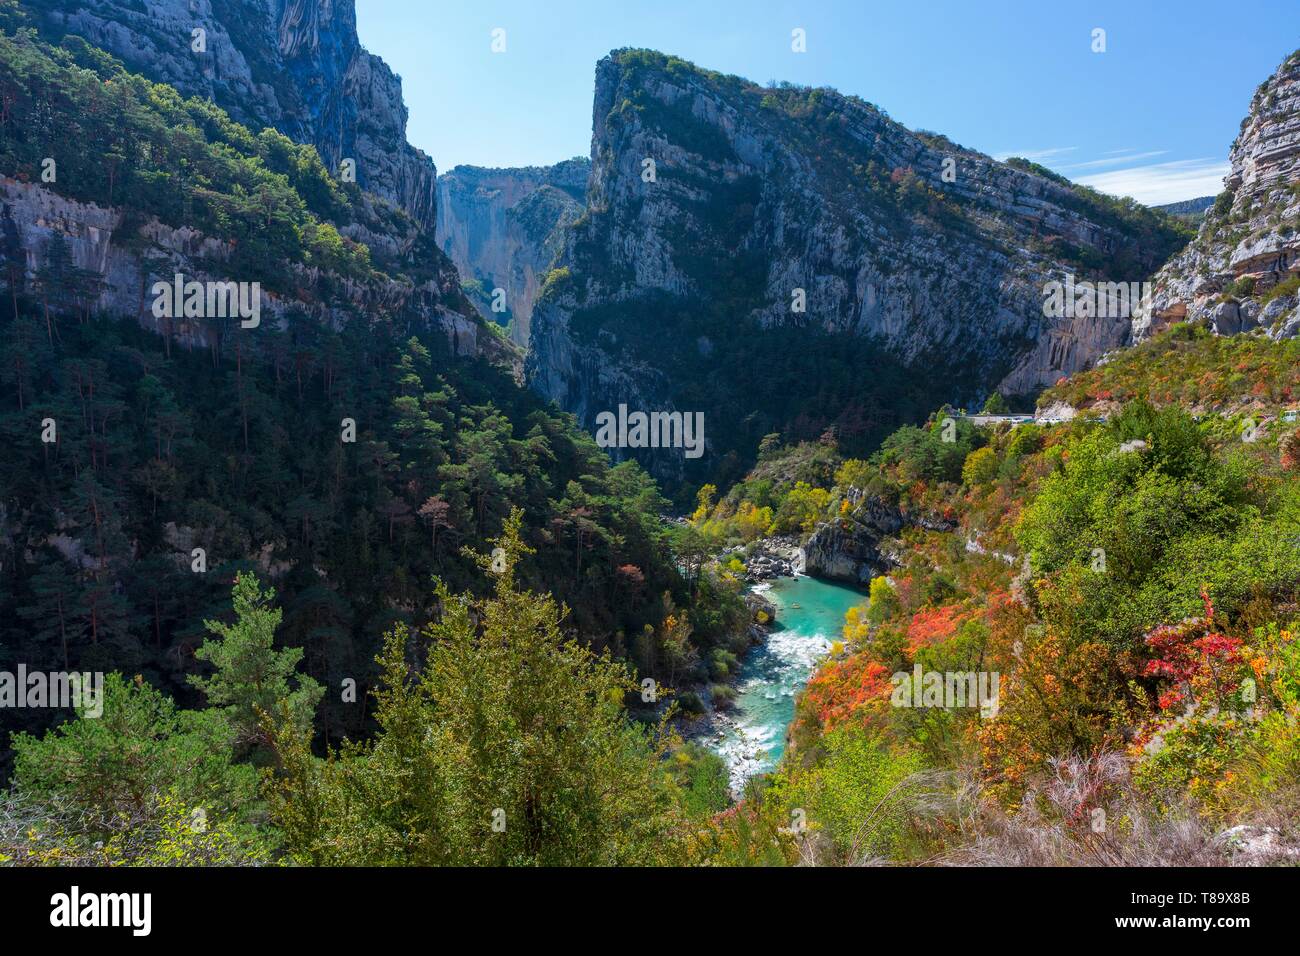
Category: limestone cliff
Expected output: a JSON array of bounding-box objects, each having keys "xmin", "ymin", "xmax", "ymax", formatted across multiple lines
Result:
[
  {"xmin": 435, "ymin": 159, "xmax": 589, "ymax": 347},
  {"xmin": 801, "ymin": 494, "xmax": 955, "ymax": 585},
  {"xmin": 31, "ymin": 0, "xmax": 438, "ymax": 229},
  {"xmin": 526, "ymin": 50, "xmax": 1188, "ymax": 481},
  {"xmin": 1132, "ymin": 49, "xmax": 1300, "ymax": 341},
  {"xmin": 0, "ymin": 175, "xmax": 491, "ymax": 357}
]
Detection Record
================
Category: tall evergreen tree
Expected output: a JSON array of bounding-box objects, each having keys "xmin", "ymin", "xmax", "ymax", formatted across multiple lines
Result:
[{"xmin": 190, "ymin": 572, "xmax": 324, "ymax": 755}]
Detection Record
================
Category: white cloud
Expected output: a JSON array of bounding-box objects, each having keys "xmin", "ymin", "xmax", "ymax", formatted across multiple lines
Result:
[
  {"xmin": 1056, "ymin": 150, "xmax": 1167, "ymax": 172},
  {"xmin": 1074, "ymin": 158, "xmax": 1229, "ymax": 205},
  {"xmin": 992, "ymin": 146, "xmax": 1077, "ymax": 162}
]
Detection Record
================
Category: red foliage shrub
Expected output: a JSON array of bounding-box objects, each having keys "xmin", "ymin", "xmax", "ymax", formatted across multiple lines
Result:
[
  {"xmin": 802, "ymin": 655, "xmax": 893, "ymax": 730},
  {"xmin": 1280, "ymin": 429, "xmax": 1300, "ymax": 472},
  {"xmin": 906, "ymin": 604, "xmax": 968, "ymax": 653},
  {"xmin": 1141, "ymin": 588, "xmax": 1245, "ymax": 713}
]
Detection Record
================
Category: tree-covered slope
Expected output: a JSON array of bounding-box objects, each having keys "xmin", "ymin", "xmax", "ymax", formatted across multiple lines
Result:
[
  {"xmin": 687, "ymin": 327, "xmax": 1300, "ymax": 864},
  {"xmin": 0, "ymin": 19, "xmax": 739, "ymax": 769}
]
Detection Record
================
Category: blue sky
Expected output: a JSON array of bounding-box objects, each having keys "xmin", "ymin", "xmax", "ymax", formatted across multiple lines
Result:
[{"xmin": 355, "ymin": 0, "xmax": 1299, "ymax": 204}]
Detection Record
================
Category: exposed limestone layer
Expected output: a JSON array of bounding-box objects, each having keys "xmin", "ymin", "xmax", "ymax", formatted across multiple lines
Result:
[
  {"xmin": 1, "ymin": 177, "xmax": 493, "ymax": 358},
  {"xmin": 1132, "ymin": 49, "xmax": 1300, "ymax": 342},
  {"xmin": 435, "ymin": 159, "xmax": 590, "ymax": 347}
]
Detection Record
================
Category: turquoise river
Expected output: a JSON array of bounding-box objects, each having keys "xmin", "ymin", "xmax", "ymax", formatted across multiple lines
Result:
[{"xmin": 708, "ymin": 574, "xmax": 867, "ymax": 791}]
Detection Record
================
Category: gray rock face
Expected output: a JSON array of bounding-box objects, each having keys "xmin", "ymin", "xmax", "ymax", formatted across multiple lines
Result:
[
  {"xmin": 1212, "ymin": 299, "xmax": 1243, "ymax": 335},
  {"xmin": 1132, "ymin": 49, "xmax": 1300, "ymax": 342},
  {"xmin": 435, "ymin": 159, "xmax": 590, "ymax": 347},
  {"xmin": 801, "ymin": 496, "xmax": 918, "ymax": 585},
  {"xmin": 526, "ymin": 50, "xmax": 1186, "ymax": 479},
  {"xmin": 33, "ymin": 0, "xmax": 437, "ymax": 229},
  {"xmin": 0, "ymin": 176, "xmax": 491, "ymax": 357}
]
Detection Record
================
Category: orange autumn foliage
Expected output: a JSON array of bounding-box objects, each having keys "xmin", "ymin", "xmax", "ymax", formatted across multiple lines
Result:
[
  {"xmin": 906, "ymin": 604, "xmax": 969, "ymax": 653},
  {"xmin": 802, "ymin": 654, "xmax": 893, "ymax": 730},
  {"xmin": 978, "ymin": 631, "xmax": 1134, "ymax": 802}
]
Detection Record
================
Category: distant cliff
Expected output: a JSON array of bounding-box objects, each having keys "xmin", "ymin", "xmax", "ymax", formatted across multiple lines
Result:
[
  {"xmin": 525, "ymin": 49, "xmax": 1189, "ymax": 482},
  {"xmin": 1133, "ymin": 49, "xmax": 1300, "ymax": 342},
  {"xmin": 436, "ymin": 159, "xmax": 589, "ymax": 347},
  {"xmin": 1153, "ymin": 196, "xmax": 1215, "ymax": 220}
]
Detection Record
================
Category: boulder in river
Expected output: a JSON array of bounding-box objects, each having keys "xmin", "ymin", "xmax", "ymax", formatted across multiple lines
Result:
[
  {"xmin": 744, "ymin": 591, "xmax": 777, "ymax": 627},
  {"xmin": 802, "ymin": 495, "xmax": 955, "ymax": 585}
]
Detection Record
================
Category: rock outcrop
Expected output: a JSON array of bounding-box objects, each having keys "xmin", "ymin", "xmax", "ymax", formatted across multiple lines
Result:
[
  {"xmin": 1132, "ymin": 49, "xmax": 1300, "ymax": 342},
  {"xmin": 526, "ymin": 50, "xmax": 1187, "ymax": 482},
  {"xmin": 436, "ymin": 159, "xmax": 589, "ymax": 346},
  {"xmin": 801, "ymin": 495, "xmax": 955, "ymax": 585},
  {"xmin": 33, "ymin": 0, "xmax": 438, "ymax": 229}
]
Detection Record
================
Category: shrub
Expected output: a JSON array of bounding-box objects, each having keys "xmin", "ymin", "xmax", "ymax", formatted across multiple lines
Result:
[
  {"xmin": 676, "ymin": 690, "xmax": 706, "ymax": 716},
  {"xmin": 1261, "ymin": 274, "xmax": 1300, "ymax": 306},
  {"xmin": 962, "ymin": 447, "xmax": 999, "ymax": 486},
  {"xmin": 1281, "ymin": 429, "xmax": 1300, "ymax": 471},
  {"xmin": 866, "ymin": 576, "xmax": 900, "ymax": 625},
  {"xmin": 709, "ymin": 648, "xmax": 739, "ymax": 679},
  {"xmin": 771, "ymin": 726, "xmax": 923, "ymax": 862}
]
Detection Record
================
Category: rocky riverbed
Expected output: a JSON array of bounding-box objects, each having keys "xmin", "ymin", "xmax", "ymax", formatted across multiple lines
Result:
[{"xmin": 720, "ymin": 534, "xmax": 805, "ymax": 582}]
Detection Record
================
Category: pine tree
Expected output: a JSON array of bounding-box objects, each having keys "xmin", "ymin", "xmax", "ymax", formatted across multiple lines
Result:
[
  {"xmin": 34, "ymin": 234, "xmax": 73, "ymax": 343},
  {"xmin": 190, "ymin": 572, "xmax": 323, "ymax": 754},
  {"xmin": 16, "ymin": 551, "xmax": 85, "ymax": 669},
  {"xmin": 10, "ymin": 673, "xmax": 257, "ymax": 823},
  {"xmin": 0, "ymin": 303, "xmax": 38, "ymax": 410},
  {"xmin": 1, "ymin": 203, "xmax": 23, "ymax": 323},
  {"xmin": 418, "ymin": 495, "xmax": 452, "ymax": 555}
]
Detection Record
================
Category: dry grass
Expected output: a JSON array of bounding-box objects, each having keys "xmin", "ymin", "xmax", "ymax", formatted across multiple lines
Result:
[{"xmin": 882, "ymin": 754, "xmax": 1299, "ymax": 867}]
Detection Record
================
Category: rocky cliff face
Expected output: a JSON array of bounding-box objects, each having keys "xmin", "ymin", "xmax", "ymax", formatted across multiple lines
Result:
[
  {"xmin": 0, "ymin": 175, "xmax": 491, "ymax": 356},
  {"xmin": 1132, "ymin": 49, "xmax": 1300, "ymax": 342},
  {"xmin": 0, "ymin": 12, "xmax": 503, "ymax": 362},
  {"xmin": 32, "ymin": 0, "xmax": 438, "ymax": 229},
  {"xmin": 526, "ymin": 50, "xmax": 1187, "ymax": 482},
  {"xmin": 436, "ymin": 159, "xmax": 589, "ymax": 347}
]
